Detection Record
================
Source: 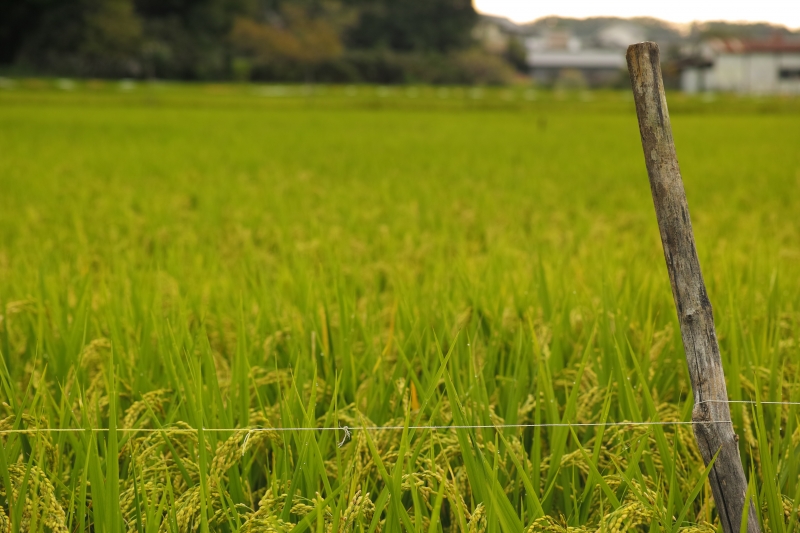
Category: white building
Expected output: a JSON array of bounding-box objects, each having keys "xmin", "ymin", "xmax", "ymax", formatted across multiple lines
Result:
[
  {"xmin": 682, "ymin": 37, "xmax": 800, "ymax": 94},
  {"xmin": 525, "ymin": 30, "xmax": 628, "ymax": 87}
]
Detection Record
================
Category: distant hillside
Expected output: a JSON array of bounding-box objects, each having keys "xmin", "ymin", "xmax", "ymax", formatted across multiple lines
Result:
[
  {"xmin": 480, "ymin": 14, "xmax": 800, "ymax": 55},
  {"xmin": 473, "ymin": 14, "xmax": 800, "ymax": 90}
]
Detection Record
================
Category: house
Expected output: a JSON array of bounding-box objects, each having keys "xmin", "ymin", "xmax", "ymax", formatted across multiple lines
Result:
[
  {"xmin": 525, "ymin": 27, "xmax": 636, "ymax": 87},
  {"xmin": 681, "ymin": 36, "xmax": 800, "ymax": 94},
  {"xmin": 679, "ymin": 57, "xmax": 714, "ymax": 93}
]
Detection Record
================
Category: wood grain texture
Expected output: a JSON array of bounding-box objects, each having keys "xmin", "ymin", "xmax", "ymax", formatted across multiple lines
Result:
[{"xmin": 626, "ymin": 42, "xmax": 760, "ymax": 533}]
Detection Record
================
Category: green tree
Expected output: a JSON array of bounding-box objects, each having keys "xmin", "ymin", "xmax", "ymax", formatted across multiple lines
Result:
[
  {"xmin": 1, "ymin": 0, "xmax": 482, "ymax": 80},
  {"xmin": 505, "ymin": 35, "xmax": 527, "ymax": 72},
  {"xmin": 344, "ymin": 0, "xmax": 476, "ymax": 52},
  {"xmin": 230, "ymin": 3, "xmax": 343, "ymax": 80},
  {"xmin": 81, "ymin": 0, "xmax": 142, "ymax": 67},
  {"xmin": 134, "ymin": 0, "xmax": 252, "ymax": 78},
  {"xmin": 0, "ymin": 0, "xmax": 59, "ymax": 65},
  {"xmin": 11, "ymin": 0, "xmax": 142, "ymax": 76}
]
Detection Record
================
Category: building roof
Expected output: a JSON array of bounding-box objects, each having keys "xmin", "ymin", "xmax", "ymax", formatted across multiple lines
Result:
[
  {"xmin": 710, "ymin": 36, "xmax": 800, "ymax": 54},
  {"xmin": 679, "ymin": 57, "xmax": 714, "ymax": 69},
  {"xmin": 527, "ymin": 50, "xmax": 626, "ymax": 69}
]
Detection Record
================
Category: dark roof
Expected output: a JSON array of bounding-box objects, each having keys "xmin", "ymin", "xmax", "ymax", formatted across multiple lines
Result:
[
  {"xmin": 711, "ymin": 36, "xmax": 800, "ymax": 54},
  {"xmin": 678, "ymin": 57, "xmax": 713, "ymax": 68}
]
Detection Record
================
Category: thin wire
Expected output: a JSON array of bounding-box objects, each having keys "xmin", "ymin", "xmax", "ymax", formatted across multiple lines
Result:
[
  {"xmin": 0, "ymin": 420, "xmax": 727, "ymax": 435},
  {"xmin": 700, "ymin": 400, "xmax": 800, "ymax": 406},
  {"xmin": 0, "ymin": 399, "xmax": 797, "ymax": 437}
]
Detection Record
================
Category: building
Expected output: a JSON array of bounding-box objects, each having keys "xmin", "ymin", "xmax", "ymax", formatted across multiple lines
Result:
[
  {"xmin": 679, "ymin": 57, "xmax": 714, "ymax": 93},
  {"xmin": 525, "ymin": 26, "xmax": 642, "ymax": 87},
  {"xmin": 681, "ymin": 36, "xmax": 800, "ymax": 94}
]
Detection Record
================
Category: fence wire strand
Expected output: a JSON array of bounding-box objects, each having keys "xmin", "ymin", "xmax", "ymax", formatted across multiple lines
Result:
[{"xmin": 0, "ymin": 399, "xmax": 797, "ymax": 437}]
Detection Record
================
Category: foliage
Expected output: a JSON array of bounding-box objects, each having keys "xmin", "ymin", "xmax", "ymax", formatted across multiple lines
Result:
[
  {"xmin": 309, "ymin": 50, "xmax": 516, "ymax": 85},
  {"xmin": 450, "ymin": 50, "xmax": 517, "ymax": 85},
  {"xmin": 343, "ymin": 0, "xmax": 476, "ymax": 53},
  {"xmin": 0, "ymin": 0, "xmax": 491, "ymax": 82},
  {"xmin": 8, "ymin": 0, "xmax": 143, "ymax": 77},
  {"xmin": 230, "ymin": 5, "xmax": 343, "ymax": 78},
  {"xmin": 0, "ymin": 85, "xmax": 799, "ymax": 531},
  {"xmin": 504, "ymin": 36, "xmax": 528, "ymax": 73}
]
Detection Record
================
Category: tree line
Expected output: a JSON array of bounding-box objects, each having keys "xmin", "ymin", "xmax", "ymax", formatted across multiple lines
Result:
[{"xmin": 0, "ymin": 0, "xmax": 518, "ymax": 83}]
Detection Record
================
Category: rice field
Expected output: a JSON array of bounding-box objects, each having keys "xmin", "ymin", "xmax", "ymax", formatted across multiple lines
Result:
[{"xmin": 0, "ymin": 82, "xmax": 799, "ymax": 532}]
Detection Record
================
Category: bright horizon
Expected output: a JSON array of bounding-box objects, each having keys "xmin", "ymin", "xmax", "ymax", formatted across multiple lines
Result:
[{"xmin": 473, "ymin": 0, "xmax": 800, "ymax": 30}]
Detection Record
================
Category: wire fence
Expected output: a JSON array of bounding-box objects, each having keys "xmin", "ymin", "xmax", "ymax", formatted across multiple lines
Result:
[{"xmin": 1, "ymin": 398, "xmax": 798, "ymax": 445}]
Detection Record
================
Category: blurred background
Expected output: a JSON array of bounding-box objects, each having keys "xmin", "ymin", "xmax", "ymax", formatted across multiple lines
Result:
[
  {"xmin": 1, "ymin": 0, "xmax": 799, "ymax": 92},
  {"xmin": 1, "ymin": 2, "xmax": 799, "ymax": 531}
]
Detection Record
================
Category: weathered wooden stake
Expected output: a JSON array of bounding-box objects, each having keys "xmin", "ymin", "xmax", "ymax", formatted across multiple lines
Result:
[{"xmin": 626, "ymin": 42, "xmax": 759, "ymax": 533}]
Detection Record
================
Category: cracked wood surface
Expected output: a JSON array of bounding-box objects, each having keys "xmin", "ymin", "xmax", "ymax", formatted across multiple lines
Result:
[{"xmin": 626, "ymin": 42, "xmax": 759, "ymax": 533}]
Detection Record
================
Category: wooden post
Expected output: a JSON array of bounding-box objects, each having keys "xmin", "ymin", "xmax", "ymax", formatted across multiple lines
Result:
[{"xmin": 626, "ymin": 42, "xmax": 759, "ymax": 533}]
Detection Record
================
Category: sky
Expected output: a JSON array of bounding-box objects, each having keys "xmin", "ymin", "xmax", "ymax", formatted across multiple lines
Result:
[{"xmin": 473, "ymin": 0, "xmax": 800, "ymax": 29}]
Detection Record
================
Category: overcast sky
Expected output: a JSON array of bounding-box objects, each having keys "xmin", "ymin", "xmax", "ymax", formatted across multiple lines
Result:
[{"xmin": 473, "ymin": 0, "xmax": 800, "ymax": 29}]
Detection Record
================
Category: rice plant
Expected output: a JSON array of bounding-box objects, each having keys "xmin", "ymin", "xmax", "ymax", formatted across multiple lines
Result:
[{"xmin": 0, "ymin": 83, "xmax": 798, "ymax": 532}]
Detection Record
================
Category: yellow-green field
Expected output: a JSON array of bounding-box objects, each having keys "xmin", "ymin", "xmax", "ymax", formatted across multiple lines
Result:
[{"xmin": 1, "ymin": 82, "xmax": 799, "ymax": 532}]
